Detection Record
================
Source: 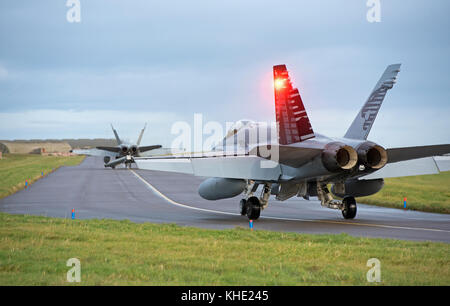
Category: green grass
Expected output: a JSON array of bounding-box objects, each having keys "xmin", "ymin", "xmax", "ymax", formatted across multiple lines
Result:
[
  {"xmin": 358, "ymin": 171, "xmax": 450, "ymax": 214},
  {"xmin": 0, "ymin": 154, "xmax": 85, "ymax": 199},
  {"xmin": 0, "ymin": 213, "xmax": 448, "ymax": 285}
]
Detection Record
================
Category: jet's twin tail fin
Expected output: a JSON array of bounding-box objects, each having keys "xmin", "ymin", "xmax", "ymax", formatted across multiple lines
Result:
[
  {"xmin": 137, "ymin": 123, "xmax": 147, "ymax": 146},
  {"xmin": 344, "ymin": 64, "xmax": 401, "ymax": 140},
  {"xmin": 273, "ymin": 65, "xmax": 315, "ymax": 145},
  {"xmin": 111, "ymin": 123, "xmax": 148, "ymax": 146},
  {"xmin": 111, "ymin": 124, "xmax": 122, "ymax": 145}
]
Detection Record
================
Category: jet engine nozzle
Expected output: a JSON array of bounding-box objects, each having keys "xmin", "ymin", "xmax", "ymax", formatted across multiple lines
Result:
[
  {"xmin": 322, "ymin": 142, "xmax": 358, "ymax": 172},
  {"xmin": 130, "ymin": 146, "xmax": 138, "ymax": 154},
  {"xmin": 356, "ymin": 142, "xmax": 387, "ymax": 169},
  {"xmin": 121, "ymin": 145, "xmax": 129, "ymax": 154}
]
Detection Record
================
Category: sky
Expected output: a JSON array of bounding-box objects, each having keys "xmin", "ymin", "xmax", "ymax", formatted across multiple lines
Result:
[{"xmin": 0, "ymin": 0, "xmax": 449, "ymax": 148}]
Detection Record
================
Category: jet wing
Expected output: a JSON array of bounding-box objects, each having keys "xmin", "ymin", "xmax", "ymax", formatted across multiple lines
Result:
[
  {"xmin": 134, "ymin": 155, "xmax": 282, "ymax": 181},
  {"xmin": 387, "ymin": 144, "xmax": 450, "ymax": 163},
  {"xmin": 134, "ymin": 142, "xmax": 322, "ymax": 180}
]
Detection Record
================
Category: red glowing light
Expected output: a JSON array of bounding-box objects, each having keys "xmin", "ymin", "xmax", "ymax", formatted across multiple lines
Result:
[{"xmin": 274, "ymin": 78, "xmax": 286, "ymax": 90}]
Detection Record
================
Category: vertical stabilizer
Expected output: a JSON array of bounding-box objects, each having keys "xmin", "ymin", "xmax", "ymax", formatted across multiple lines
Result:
[
  {"xmin": 344, "ymin": 64, "xmax": 401, "ymax": 140},
  {"xmin": 137, "ymin": 123, "xmax": 147, "ymax": 146},
  {"xmin": 273, "ymin": 65, "xmax": 315, "ymax": 145},
  {"xmin": 111, "ymin": 124, "xmax": 122, "ymax": 145}
]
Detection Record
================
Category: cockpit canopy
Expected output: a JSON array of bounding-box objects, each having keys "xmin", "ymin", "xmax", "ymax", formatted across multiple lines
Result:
[
  {"xmin": 212, "ymin": 120, "xmax": 277, "ymax": 152},
  {"xmin": 224, "ymin": 120, "xmax": 256, "ymax": 139}
]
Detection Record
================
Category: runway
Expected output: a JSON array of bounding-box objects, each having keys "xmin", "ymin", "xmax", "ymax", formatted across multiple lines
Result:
[{"xmin": 1, "ymin": 156, "xmax": 449, "ymax": 243}]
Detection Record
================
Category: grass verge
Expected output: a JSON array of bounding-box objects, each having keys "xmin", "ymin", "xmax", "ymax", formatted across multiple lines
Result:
[
  {"xmin": 0, "ymin": 213, "xmax": 448, "ymax": 285},
  {"xmin": 358, "ymin": 171, "xmax": 450, "ymax": 214},
  {"xmin": 0, "ymin": 154, "xmax": 85, "ymax": 199}
]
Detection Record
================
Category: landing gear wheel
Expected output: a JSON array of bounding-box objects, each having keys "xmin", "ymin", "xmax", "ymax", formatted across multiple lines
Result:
[
  {"xmin": 342, "ymin": 196, "xmax": 357, "ymax": 219},
  {"xmin": 239, "ymin": 199, "xmax": 248, "ymax": 216},
  {"xmin": 246, "ymin": 196, "xmax": 261, "ymax": 220},
  {"xmin": 111, "ymin": 166, "xmax": 115, "ymax": 170}
]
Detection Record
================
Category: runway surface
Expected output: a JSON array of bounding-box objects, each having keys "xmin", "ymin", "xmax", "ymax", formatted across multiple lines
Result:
[{"xmin": 1, "ymin": 156, "xmax": 449, "ymax": 243}]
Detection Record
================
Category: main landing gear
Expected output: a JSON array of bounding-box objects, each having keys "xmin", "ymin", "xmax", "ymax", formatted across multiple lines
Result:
[
  {"xmin": 239, "ymin": 182, "xmax": 271, "ymax": 220},
  {"xmin": 238, "ymin": 181, "xmax": 358, "ymax": 220},
  {"xmin": 317, "ymin": 183, "xmax": 357, "ymax": 219},
  {"xmin": 341, "ymin": 196, "xmax": 357, "ymax": 219}
]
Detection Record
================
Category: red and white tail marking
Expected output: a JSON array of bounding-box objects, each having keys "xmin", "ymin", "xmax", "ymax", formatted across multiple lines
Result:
[{"xmin": 273, "ymin": 65, "xmax": 315, "ymax": 145}]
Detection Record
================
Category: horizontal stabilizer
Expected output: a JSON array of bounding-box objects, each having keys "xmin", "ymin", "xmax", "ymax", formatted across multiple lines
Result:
[
  {"xmin": 96, "ymin": 146, "xmax": 121, "ymax": 153},
  {"xmin": 387, "ymin": 144, "xmax": 450, "ymax": 163},
  {"xmin": 249, "ymin": 145, "xmax": 322, "ymax": 168},
  {"xmin": 434, "ymin": 156, "xmax": 450, "ymax": 172},
  {"xmin": 362, "ymin": 157, "xmax": 439, "ymax": 179},
  {"xmin": 139, "ymin": 145, "xmax": 162, "ymax": 152}
]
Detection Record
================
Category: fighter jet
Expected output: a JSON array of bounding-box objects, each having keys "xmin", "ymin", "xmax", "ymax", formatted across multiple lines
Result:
[
  {"xmin": 73, "ymin": 124, "xmax": 162, "ymax": 169},
  {"xmin": 134, "ymin": 64, "xmax": 450, "ymax": 220}
]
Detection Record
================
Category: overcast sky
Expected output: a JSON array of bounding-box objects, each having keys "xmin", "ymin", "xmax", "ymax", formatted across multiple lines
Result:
[{"xmin": 0, "ymin": 0, "xmax": 449, "ymax": 148}]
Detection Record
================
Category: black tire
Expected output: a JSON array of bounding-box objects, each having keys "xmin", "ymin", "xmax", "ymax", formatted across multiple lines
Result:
[
  {"xmin": 246, "ymin": 196, "xmax": 261, "ymax": 220},
  {"xmin": 239, "ymin": 199, "xmax": 248, "ymax": 216},
  {"xmin": 342, "ymin": 196, "xmax": 357, "ymax": 219}
]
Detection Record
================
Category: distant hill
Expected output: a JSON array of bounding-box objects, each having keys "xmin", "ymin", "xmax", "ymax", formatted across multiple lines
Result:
[{"xmin": 0, "ymin": 139, "xmax": 117, "ymax": 151}]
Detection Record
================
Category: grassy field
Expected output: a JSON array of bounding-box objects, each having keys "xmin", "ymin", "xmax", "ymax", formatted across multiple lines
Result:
[
  {"xmin": 0, "ymin": 213, "xmax": 448, "ymax": 285},
  {"xmin": 358, "ymin": 171, "xmax": 450, "ymax": 214},
  {"xmin": 0, "ymin": 154, "xmax": 85, "ymax": 199}
]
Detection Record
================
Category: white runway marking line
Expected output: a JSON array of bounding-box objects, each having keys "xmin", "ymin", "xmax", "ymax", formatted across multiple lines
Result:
[
  {"xmin": 130, "ymin": 170, "xmax": 238, "ymax": 217},
  {"xmin": 130, "ymin": 170, "xmax": 450, "ymax": 234}
]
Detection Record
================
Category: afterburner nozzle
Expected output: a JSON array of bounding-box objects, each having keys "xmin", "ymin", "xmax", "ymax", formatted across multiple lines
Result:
[{"xmin": 322, "ymin": 142, "xmax": 358, "ymax": 172}]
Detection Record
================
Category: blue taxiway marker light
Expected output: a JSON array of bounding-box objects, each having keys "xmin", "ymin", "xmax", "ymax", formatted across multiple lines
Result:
[
  {"xmin": 41, "ymin": 171, "xmax": 44, "ymax": 177},
  {"xmin": 25, "ymin": 180, "xmax": 28, "ymax": 188},
  {"xmin": 249, "ymin": 220, "xmax": 253, "ymax": 231},
  {"xmin": 403, "ymin": 197, "xmax": 407, "ymax": 210},
  {"xmin": 71, "ymin": 209, "xmax": 75, "ymax": 220}
]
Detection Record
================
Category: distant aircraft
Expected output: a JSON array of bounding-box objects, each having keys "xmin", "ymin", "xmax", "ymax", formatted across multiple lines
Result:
[
  {"xmin": 135, "ymin": 64, "xmax": 450, "ymax": 220},
  {"xmin": 73, "ymin": 124, "xmax": 162, "ymax": 169}
]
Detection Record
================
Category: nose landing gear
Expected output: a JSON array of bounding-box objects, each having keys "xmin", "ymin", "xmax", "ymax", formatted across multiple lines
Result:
[{"xmin": 240, "ymin": 196, "xmax": 261, "ymax": 220}]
